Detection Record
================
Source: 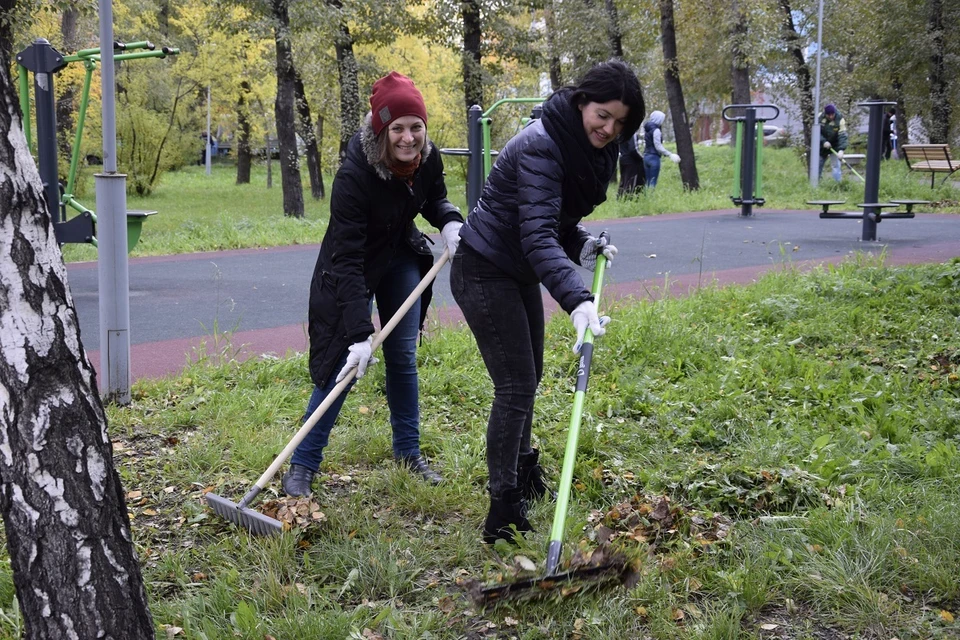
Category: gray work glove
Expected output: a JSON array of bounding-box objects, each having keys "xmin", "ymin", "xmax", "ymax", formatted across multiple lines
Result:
[
  {"xmin": 578, "ymin": 235, "xmax": 618, "ymax": 271},
  {"xmin": 570, "ymin": 300, "xmax": 610, "ymax": 354},
  {"xmin": 336, "ymin": 337, "xmax": 379, "ymax": 382}
]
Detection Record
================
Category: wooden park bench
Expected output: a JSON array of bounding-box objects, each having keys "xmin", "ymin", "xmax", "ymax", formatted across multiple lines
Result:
[{"xmin": 901, "ymin": 144, "xmax": 959, "ymax": 188}]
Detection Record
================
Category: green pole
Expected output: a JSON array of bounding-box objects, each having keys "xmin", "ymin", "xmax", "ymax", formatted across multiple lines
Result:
[
  {"xmin": 755, "ymin": 123, "xmax": 765, "ymax": 200},
  {"xmin": 65, "ymin": 60, "xmax": 95, "ymax": 197},
  {"xmin": 18, "ymin": 65, "xmax": 31, "ymax": 152},
  {"xmin": 545, "ymin": 251, "xmax": 607, "ymax": 576},
  {"xmin": 731, "ymin": 123, "xmax": 743, "ymax": 200},
  {"xmin": 481, "ymin": 118, "xmax": 493, "ymax": 178}
]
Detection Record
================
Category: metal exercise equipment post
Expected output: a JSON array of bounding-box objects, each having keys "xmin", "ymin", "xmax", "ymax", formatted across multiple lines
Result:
[
  {"xmin": 464, "ymin": 98, "xmax": 543, "ymax": 214},
  {"xmin": 18, "ymin": 39, "xmax": 179, "ymax": 250},
  {"xmin": 722, "ymin": 103, "xmax": 780, "ymax": 217},
  {"xmin": 859, "ymin": 101, "xmax": 896, "ymax": 242}
]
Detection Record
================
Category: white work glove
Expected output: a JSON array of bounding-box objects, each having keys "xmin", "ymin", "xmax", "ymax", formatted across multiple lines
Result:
[
  {"xmin": 335, "ymin": 337, "xmax": 379, "ymax": 382},
  {"xmin": 669, "ymin": 153, "xmax": 681, "ymax": 164},
  {"xmin": 440, "ymin": 221, "xmax": 463, "ymax": 256},
  {"xmin": 823, "ymin": 141, "xmax": 831, "ymax": 149},
  {"xmin": 836, "ymin": 150, "xmax": 844, "ymax": 160},
  {"xmin": 570, "ymin": 300, "xmax": 610, "ymax": 354},
  {"xmin": 579, "ymin": 235, "xmax": 618, "ymax": 271}
]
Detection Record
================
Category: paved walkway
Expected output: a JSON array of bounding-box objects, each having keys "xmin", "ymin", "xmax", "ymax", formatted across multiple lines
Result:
[{"xmin": 65, "ymin": 209, "xmax": 960, "ymax": 383}]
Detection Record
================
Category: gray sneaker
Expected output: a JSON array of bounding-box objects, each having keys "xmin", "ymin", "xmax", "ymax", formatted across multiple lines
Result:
[
  {"xmin": 281, "ymin": 463, "xmax": 316, "ymax": 497},
  {"xmin": 396, "ymin": 454, "xmax": 442, "ymax": 485}
]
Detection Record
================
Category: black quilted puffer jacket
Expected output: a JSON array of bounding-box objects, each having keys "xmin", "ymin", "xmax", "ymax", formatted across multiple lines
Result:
[
  {"xmin": 459, "ymin": 117, "xmax": 598, "ymax": 314},
  {"xmin": 307, "ymin": 114, "xmax": 462, "ymax": 387}
]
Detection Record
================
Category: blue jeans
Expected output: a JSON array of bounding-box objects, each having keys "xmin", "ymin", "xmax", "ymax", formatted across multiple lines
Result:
[
  {"xmin": 818, "ymin": 153, "xmax": 842, "ymax": 182},
  {"xmin": 643, "ymin": 153, "xmax": 662, "ymax": 187},
  {"xmin": 290, "ymin": 245, "xmax": 423, "ymax": 471},
  {"xmin": 450, "ymin": 244, "xmax": 544, "ymax": 496}
]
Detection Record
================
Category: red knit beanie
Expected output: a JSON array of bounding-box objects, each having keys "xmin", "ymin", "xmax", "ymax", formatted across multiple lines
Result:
[{"xmin": 369, "ymin": 72, "xmax": 428, "ymax": 136}]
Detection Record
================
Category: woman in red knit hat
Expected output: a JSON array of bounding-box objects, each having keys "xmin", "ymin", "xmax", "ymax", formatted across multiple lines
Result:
[{"xmin": 283, "ymin": 72, "xmax": 464, "ymax": 497}]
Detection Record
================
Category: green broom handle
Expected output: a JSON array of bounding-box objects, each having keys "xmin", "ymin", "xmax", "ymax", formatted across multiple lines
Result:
[
  {"xmin": 238, "ymin": 248, "xmax": 452, "ymax": 508},
  {"xmin": 546, "ymin": 249, "xmax": 607, "ymax": 576}
]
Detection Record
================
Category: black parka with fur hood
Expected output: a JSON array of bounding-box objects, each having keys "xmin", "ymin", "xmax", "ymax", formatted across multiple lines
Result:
[{"xmin": 307, "ymin": 114, "xmax": 463, "ymax": 387}]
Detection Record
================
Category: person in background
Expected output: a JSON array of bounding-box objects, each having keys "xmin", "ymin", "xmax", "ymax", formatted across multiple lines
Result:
[
  {"xmin": 818, "ymin": 103, "xmax": 848, "ymax": 182},
  {"xmin": 450, "ymin": 59, "xmax": 645, "ymax": 544},
  {"xmin": 882, "ymin": 106, "xmax": 895, "ymax": 160},
  {"xmin": 282, "ymin": 72, "xmax": 464, "ymax": 497},
  {"xmin": 642, "ymin": 110, "xmax": 680, "ymax": 188},
  {"xmin": 617, "ymin": 129, "xmax": 644, "ymax": 197}
]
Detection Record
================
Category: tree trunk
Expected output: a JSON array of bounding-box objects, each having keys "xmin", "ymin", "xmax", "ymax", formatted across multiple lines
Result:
[
  {"xmin": 730, "ymin": 0, "xmax": 751, "ymax": 108},
  {"xmin": 56, "ymin": 7, "xmax": 80, "ymax": 161},
  {"xmin": 604, "ymin": 0, "xmax": 623, "ymax": 59},
  {"xmin": 315, "ymin": 115, "xmax": 325, "ymax": 198},
  {"xmin": 461, "ymin": 0, "xmax": 483, "ymax": 115},
  {"xmin": 294, "ymin": 71, "xmax": 323, "ymax": 199},
  {"xmin": 545, "ymin": 1, "xmax": 562, "ymax": 90},
  {"xmin": 659, "ymin": 0, "xmax": 699, "ymax": 190},
  {"xmin": 777, "ymin": 0, "xmax": 813, "ymax": 161},
  {"xmin": 236, "ymin": 80, "xmax": 252, "ymax": 185},
  {"xmin": 325, "ymin": 0, "xmax": 361, "ymax": 164},
  {"xmin": 271, "ymin": 0, "xmax": 304, "ymax": 217},
  {"xmin": 893, "ymin": 77, "xmax": 909, "ymax": 146},
  {"xmin": 926, "ymin": 0, "xmax": 951, "ymax": 144},
  {"xmin": 0, "ymin": 45, "xmax": 154, "ymax": 640}
]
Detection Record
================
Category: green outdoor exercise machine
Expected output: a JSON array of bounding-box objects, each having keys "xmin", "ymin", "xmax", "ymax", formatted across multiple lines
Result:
[
  {"xmin": 16, "ymin": 38, "xmax": 179, "ymax": 251},
  {"xmin": 447, "ymin": 98, "xmax": 543, "ymax": 214},
  {"xmin": 723, "ymin": 103, "xmax": 780, "ymax": 217}
]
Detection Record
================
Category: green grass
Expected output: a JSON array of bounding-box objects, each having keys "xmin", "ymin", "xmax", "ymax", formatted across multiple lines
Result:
[
  {"xmin": 60, "ymin": 147, "xmax": 960, "ymax": 263},
  {"xmin": 3, "ymin": 258, "xmax": 957, "ymax": 638}
]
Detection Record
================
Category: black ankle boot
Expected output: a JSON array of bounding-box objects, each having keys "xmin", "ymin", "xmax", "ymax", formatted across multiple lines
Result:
[
  {"xmin": 281, "ymin": 463, "xmax": 316, "ymax": 497},
  {"xmin": 518, "ymin": 449, "xmax": 555, "ymax": 502},
  {"xmin": 483, "ymin": 488, "xmax": 532, "ymax": 544}
]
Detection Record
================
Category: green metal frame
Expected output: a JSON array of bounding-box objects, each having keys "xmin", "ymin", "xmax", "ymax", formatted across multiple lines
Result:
[
  {"xmin": 729, "ymin": 122, "xmax": 767, "ymax": 201},
  {"xmin": 18, "ymin": 41, "xmax": 178, "ymax": 251},
  {"xmin": 480, "ymin": 97, "xmax": 544, "ymax": 178}
]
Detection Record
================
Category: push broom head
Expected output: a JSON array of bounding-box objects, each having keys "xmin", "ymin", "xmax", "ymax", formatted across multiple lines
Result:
[
  {"xmin": 205, "ymin": 493, "xmax": 285, "ymax": 537},
  {"xmin": 465, "ymin": 544, "xmax": 638, "ymax": 607}
]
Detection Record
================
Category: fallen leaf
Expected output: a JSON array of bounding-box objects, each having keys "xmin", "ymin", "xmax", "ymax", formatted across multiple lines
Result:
[
  {"xmin": 127, "ymin": 490, "xmax": 142, "ymax": 500},
  {"xmin": 514, "ymin": 556, "xmax": 537, "ymax": 572},
  {"xmin": 760, "ymin": 623, "xmax": 779, "ymax": 630},
  {"xmin": 941, "ymin": 610, "xmax": 955, "ymax": 623}
]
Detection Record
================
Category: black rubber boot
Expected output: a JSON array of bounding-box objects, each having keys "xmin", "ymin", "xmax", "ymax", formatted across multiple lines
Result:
[
  {"xmin": 518, "ymin": 449, "xmax": 555, "ymax": 502},
  {"xmin": 483, "ymin": 487, "xmax": 533, "ymax": 544},
  {"xmin": 396, "ymin": 454, "xmax": 443, "ymax": 485},
  {"xmin": 281, "ymin": 463, "xmax": 316, "ymax": 497}
]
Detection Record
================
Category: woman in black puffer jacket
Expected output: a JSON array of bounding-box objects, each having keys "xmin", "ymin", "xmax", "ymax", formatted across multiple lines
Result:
[
  {"xmin": 283, "ymin": 72, "xmax": 464, "ymax": 498},
  {"xmin": 451, "ymin": 60, "xmax": 645, "ymax": 544}
]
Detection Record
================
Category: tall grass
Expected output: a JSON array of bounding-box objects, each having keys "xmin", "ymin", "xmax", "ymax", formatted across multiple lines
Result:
[
  {"xmin": 2, "ymin": 259, "xmax": 956, "ymax": 638},
  {"xmin": 60, "ymin": 148, "xmax": 960, "ymax": 263}
]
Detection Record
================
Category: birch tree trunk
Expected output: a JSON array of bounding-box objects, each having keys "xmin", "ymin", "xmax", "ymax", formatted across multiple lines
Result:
[
  {"xmin": 777, "ymin": 0, "xmax": 814, "ymax": 156},
  {"xmin": 327, "ymin": 0, "xmax": 361, "ymax": 164},
  {"xmin": 0, "ymin": 40, "xmax": 154, "ymax": 640}
]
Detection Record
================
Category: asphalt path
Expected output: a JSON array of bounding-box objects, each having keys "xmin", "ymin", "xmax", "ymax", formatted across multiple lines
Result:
[{"xmin": 65, "ymin": 209, "xmax": 960, "ymax": 383}]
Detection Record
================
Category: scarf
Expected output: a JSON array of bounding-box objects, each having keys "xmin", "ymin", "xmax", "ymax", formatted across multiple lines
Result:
[
  {"xmin": 387, "ymin": 154, "xmax": 422, "ymax": 184},
  {"xmin": 539, "ymin": 89, "xmax": 617, "ymax": 217}
]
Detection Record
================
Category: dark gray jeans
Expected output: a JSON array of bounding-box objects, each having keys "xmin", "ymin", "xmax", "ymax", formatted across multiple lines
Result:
[{"xmin": 450, "ymin": 244, "xmax": 544, "ymax": 496}]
